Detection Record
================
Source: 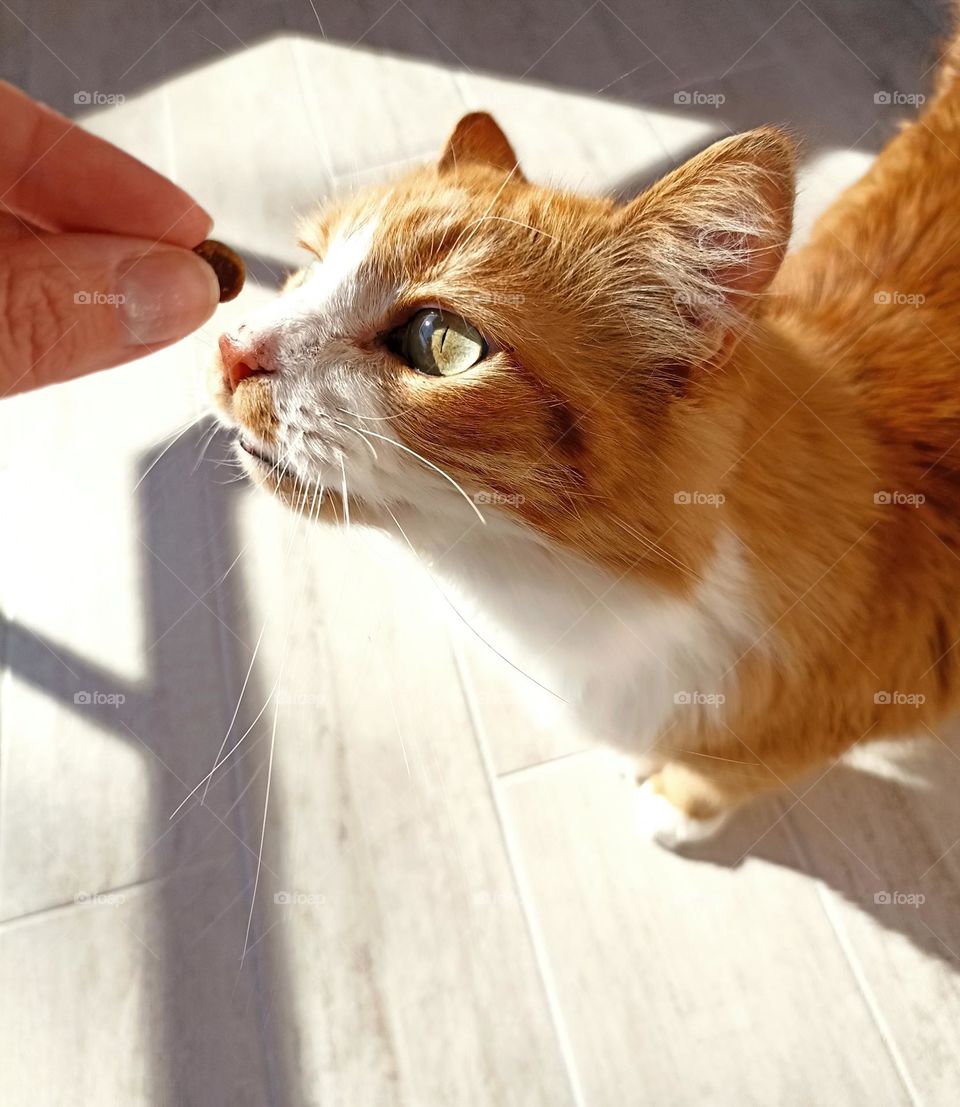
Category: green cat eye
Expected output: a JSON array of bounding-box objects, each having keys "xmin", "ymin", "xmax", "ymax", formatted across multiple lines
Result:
[{"xmin": 388, "ymin": 308, "xmax": 487, "ymax": 377}]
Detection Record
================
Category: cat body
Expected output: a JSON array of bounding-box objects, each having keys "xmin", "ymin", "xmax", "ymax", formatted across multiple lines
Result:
[{"xmin": 212, "ymin": 17, "xmax": 960, "ymax": 846}]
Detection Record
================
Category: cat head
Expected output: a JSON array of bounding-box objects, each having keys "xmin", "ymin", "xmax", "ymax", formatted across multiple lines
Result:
[{"xmin": 211, "ymin": 112, "xmax": 795, "ymax": 586}]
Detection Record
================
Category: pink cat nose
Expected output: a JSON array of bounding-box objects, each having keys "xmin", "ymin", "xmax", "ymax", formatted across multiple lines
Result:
[{"xmin": 219, "ymin": 332, "xmax": 271, "ymax": 392}]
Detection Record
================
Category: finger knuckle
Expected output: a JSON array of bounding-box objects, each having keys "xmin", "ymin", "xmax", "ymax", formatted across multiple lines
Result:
[{"xmin": 0, "ymin": 260, "xmax": 82, "ymax": 386}]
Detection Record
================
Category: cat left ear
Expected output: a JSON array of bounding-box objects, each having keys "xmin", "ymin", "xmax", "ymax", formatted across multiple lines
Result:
[
  {"xmin": 438, "ymin": 112, "xmax": 525, "ymax": 179},
  {"xmin": 619, "ymin": 127, "xmax": 796, "ymax": 361}
]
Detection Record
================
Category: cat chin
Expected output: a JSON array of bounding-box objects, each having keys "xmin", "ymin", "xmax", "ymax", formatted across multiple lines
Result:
[
  {"xmin": 242, "ymin": 464, "xmax": 489, "ymax": 535},
  {"xmin": 236, "ymin": 434, "xmax": 276, "ymax": 470}
]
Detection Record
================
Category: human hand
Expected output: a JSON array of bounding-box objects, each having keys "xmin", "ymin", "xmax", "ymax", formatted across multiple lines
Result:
[{"xmin": 0, "ymin": 81, "xmax": 220, "ymax": 397}]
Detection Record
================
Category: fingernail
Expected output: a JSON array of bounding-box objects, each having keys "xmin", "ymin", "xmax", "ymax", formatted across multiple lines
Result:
[
  {"xmin": 118, "ymin": 250, "xmax": 220, "ymax": 346},
  {"xmin": 195, "ymin": 205, "xmax": 214, "ymax": 239}
]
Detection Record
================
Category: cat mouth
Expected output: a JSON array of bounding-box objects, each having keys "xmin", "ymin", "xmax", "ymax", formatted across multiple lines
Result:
[{"xmin": 237, "ymin": 434, "xmax": 276, "ymax": 468}]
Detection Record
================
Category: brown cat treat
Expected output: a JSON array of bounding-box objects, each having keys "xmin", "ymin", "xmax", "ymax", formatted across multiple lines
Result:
[
  {"xmin": 193, "ymin": 239, "xmax": 244, "ymax": 302},
  {"xmin": 211, "ymin": 10, "xmax": 960, "ymax": 850}
]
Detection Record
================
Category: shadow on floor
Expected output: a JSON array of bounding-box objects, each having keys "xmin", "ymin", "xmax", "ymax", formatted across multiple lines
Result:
[
  {"xmin": 4, "ymin": 0, "xmax": 952, "ymax": 172},
  {"xmin": 4, "ymin": 0, "xmax": 960, "ymax": 1095},
  {"xmin": 2, "ymin": 422, "xmax": 296, "ymax": 1104},
  {"xmin": 5, "ymin": 420, "xmax": 960, "ymax": 1107},
  {"xmin": 673, "ymin": 737, "xmax": 960, "ymax": 970}
]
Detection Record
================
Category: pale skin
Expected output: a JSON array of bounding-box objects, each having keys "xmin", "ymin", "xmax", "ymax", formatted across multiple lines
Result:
[{"xmin": 0, "ymin": 82, "xmax": 220, "ymax": 397}]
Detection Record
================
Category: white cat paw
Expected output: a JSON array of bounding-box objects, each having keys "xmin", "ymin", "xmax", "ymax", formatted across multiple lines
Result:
[
  {"xmin": 633, "ymin": 779, "xmax": 729, "ymax": 850},
  {"xmin": 605, "ymin": 750, "xmax": 664, "ymax": 783}
]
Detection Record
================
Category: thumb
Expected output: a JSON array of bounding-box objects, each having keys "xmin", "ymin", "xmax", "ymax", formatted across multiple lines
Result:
[{"xmin": 0, "ymin": 231, "xmax": 220, "ymax": 396}]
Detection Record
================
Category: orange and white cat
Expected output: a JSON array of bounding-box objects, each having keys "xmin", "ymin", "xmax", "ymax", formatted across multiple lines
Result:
[{"xmin": 212, "ymin": 23, "xmax": 960, "ymax": 848}]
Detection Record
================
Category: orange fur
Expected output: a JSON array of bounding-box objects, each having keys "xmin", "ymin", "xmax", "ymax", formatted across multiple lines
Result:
[{"xmin": 214, "ymin": 14, "xmax": 960, "ymax": 828}]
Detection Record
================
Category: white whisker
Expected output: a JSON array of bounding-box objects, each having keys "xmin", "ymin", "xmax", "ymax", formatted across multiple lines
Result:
[
  {"xmin": 308, "ymin": 480, "xmax": 325, "ymax": 524},
  {"xmin": 343, "ymin": 423, "xmax": 378, "ymax": 460},
  {"xmin": 334, "ymin": 421, "xmax": 486, "ymax": 524},
  {"xmin": 381, "ymin": 503, "xmax": 565, "ymax": 702},
  {"xmin": 339, "ymin": 455, "xmax": 351, "ymax": 529},
  {"xmin": 171, "ymin": 673, "xmax": 282, "ymax": 819},
  {"xmin": 191, "ymin": 421, "xmax": 226, "ymax": 476},
  {"xmin": 178, "ymin": 467, "xmax": 309, "ymax": 817},
  {"xmin": 135, "ymin": 415, "xmax": 205, "ymax": 491},
  {"xmin": 334, "ymin": 404, "xmax": 417, "ymax": 424},
  {"xmin": 240, "ymin": 690, "xmax": 279, "ymax": 968}
]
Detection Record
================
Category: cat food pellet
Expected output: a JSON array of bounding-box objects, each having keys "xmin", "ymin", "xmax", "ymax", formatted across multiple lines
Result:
[{"xmin": 193, "ymin": 239, "xmax": 245, "ymax": 303}]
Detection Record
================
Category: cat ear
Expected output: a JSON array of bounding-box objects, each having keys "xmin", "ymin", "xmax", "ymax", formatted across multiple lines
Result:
[
  {"xmin": 438, "ymin": 112, "xmax": 524, "ymax": 178},
  {"xmin": 618, "ymin": 127, "xmax": 795, "ymax": 362}
]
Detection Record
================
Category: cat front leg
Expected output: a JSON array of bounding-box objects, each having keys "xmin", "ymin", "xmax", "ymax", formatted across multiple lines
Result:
[
  {"xmin": 633, "ymin": 766, "xmax": 735, "ymax": 849},
  {"xmin": 632, "ymin": 752, "xmax": 791, "ymax": 850}
]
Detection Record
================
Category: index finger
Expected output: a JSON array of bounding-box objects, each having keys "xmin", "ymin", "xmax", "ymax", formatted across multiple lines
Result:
[{"xmin": 0, "ymin": 82, "xmax": 212, "ymax": 248}]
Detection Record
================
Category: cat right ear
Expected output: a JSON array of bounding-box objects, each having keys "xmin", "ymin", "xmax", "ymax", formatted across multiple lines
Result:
[{"xmin": 438, "ymin": 112, "xmax": 525, "ymax": 179}]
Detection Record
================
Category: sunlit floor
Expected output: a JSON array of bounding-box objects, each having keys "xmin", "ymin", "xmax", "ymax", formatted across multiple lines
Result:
[{"xmin": 3, "ymin": 1, "xmax": 960, "ymax": 1104}]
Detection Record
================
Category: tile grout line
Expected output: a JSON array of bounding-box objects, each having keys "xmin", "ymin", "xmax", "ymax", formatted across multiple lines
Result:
[
  {"xmin": 781, "ymin": 813, "xmax": 925, "ymax": 1107},
  {"xmin": 496, "ymin": 745, "xmax": 598, "ymax": 783},
  {"xmin": 812, "ymin": 882, "xmax": 925, "ymax": 1107},
  {"xmin": 448, "ymin": 632, "xmax": 589, "ymax": 1107},
  {"xmin": 0, "ymin": 853, "xmax": 232, "ymax": 934}
]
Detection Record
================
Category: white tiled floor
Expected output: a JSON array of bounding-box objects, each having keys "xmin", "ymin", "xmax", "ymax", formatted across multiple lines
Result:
[{"xmin": 3, "ymin": 1, "xmax": 960, "ymax": 1104}]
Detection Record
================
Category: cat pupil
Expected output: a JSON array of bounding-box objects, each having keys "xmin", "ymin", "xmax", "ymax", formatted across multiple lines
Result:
[{"xmin": 396, "ymin": 308, "xmax": 486, "ymax": 377}]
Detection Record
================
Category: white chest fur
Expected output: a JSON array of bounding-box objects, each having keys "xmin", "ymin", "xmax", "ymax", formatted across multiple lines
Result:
[{"xmin": 419, "ymin": 520, "xmax": 762, "ymax": 753}]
